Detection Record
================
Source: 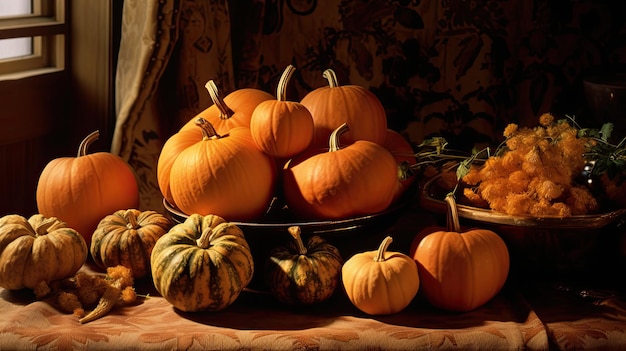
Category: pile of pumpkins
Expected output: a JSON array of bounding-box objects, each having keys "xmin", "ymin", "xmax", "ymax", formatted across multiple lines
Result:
[{"xmin": 0, "ymin": 65, "xmax": 510, "ymax": 317}]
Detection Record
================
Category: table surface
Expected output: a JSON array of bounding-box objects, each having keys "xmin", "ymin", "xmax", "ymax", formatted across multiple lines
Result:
[{"xmin": 2, "ymin": 197, "xmax": 626, "ymax": 351}]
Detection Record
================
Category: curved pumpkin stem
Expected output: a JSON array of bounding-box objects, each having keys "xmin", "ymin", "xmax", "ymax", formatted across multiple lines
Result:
[
  {"xmin": 195, "ymin": 117, "xmax": 221, "ymax": 140},
  {"xmin": 374, "ymin": 236, "xmax": 393, "ymax": 262},
  {"xmin": 196, "ymin": 227, "xmax": 214, "ymax": 249},
  {"xmin": 78, "ymin": 130, "xmax": 99, "ymax": 157},
  {"xmin": 124, "ymin": 210, "xmax": 139, "ymax": 230},
  {"xmin": 288, "ymin": 226, "xmax": 307, "ymax": 255},
  {"xmin": 329, "ymin": 123, "xmax": 349, "ymax": 152},
  {"xmin": 34, "ymin": 217, "xmax": 64, "ymax": 236},
  {"xmin": 205, "ymin": 80, "xmax": 235, "ymax": 120},
  {"xmin": 322, "ymin": 69, "xmax": 340, "ymax": 88},
  {"xmin": 277, "ymin": 65, "xmax": 296, "ymax": 102},
  {"xmin": 444, "ymin": 194, "xmax": 462, "ymax": 232}
]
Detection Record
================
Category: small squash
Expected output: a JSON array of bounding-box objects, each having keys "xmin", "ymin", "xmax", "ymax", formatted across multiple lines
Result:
[
  {"xmin": 300, "ymin": 68, "xmax": 387, "ymax": 149},
  {"xmin": 282, "ymin": 123, "xmax": 398, "ymax": 219},
  {"xmin": 90, "ymin": 209, "xmax": 172, "ymax": 278},
  {"xmin": 341, "ymin": 236, "xmax": 419, "ymax": 315},
  {"xmin": 180, "ymin": 81, "xmax": 274, "ymax": 135},
  {"xmin": 264, "ymin": 226, "xmax": 343, "ymax": 305},
  {"xmin": 166, "ymin": 118, "xmax": 276, "ymax": 221},
  {"xmin": 250, "ymin": 65, "xmax": 314, "ymax": 158},
  {"xmin": 412, "ymin": 194, "xmax": 510, "ymax": 312},
  {"xmin": 36, "ymin": 131, "xmax": 139, "ymax": 246},
  {"xmin": 0, "ymin": 214, "xmax": 88, "ymax": 290},
  {"xmin": 150, "ymin": 214, "xmax": 254, "ymax": 312}
]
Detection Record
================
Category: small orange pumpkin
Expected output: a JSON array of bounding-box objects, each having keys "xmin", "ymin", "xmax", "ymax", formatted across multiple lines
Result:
[
  {"xmin": 36, "ymin": 131, "xmax": 139, "ymax": 246},
  {"xmin": 180, "ymin": 81, "xmax": 274, "ymax": 134},
  {"xmin": 300, "ymin": 69, "xmax": 387, "ymax": 149},
  {"xmin": 282, "ymin": 123, "xmax": 398, "ymax": 220},
  {"xmin": 250, "ymin": 65, "xmax": 314, "ymax": 158},
  {"xmin": 342, "ymin": 236, "xmax": 420, "ymax": 315},
  {"xmin": 412, "ymin": 194, "xmax": 510, "ymax": 312},
  {"xmin": 167, "ymin": 118, "xmax": 276, "ymax": 221}
]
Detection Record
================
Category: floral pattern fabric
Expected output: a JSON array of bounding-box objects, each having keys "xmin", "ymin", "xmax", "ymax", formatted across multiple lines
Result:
[{"xmin": 2, "ymin": 263, "xmax": 626, "ymax": 350}]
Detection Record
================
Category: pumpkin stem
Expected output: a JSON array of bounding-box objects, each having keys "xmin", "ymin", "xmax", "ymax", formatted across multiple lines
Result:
[
  {"xmin": 124, "ymin": 210, "xmax": 139, "ymax": 230},
  {"xmin": 329, "ymin": 123, "xmax": 349, "ymax": 152},
  {"xmin": 444, "ymin": 194, "xmax": 462, "ymax": 232},
  {"xmin": 288, "ymin": 226, "xmax": 307, "ymax": 255},
  {"xmin": 277, "ymin": 65, "xmax": 296, "ymax": 102},
  {"xmin": 196, "ymin": 227, "xmax": 214, "ymax": 249},
  {"xmin": 195, "ymin": 117, "xmax": 221, "ymax": 140},
  {"xmin": 34, "ymin": 217, "xmax": 64, "ymax": 235},
  {"xmin": 78, "ymin": 130, "xmax": 99, "ymax": 157},
  {"xmin": 322, "ymin": 69, "xmax": 339, "ymax": 88},
  {"xmin": 374, "ymin": 236, "xmax": 393, "ymax": 262},
  {"xmin": 205, "ymin": 80, "xmax": 235, "ymax": 120}
]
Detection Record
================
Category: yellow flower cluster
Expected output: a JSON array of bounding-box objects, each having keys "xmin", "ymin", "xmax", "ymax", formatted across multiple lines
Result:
[{"xmin": 461, "ymin": 113, "xmax": 598, "ymax": 217}]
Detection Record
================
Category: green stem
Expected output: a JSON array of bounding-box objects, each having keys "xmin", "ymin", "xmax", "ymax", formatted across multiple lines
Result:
[
  {"xmin": 374, "ymin": 236, "xmax": 393, "ymax": 262},
  {"xmin": 78, "ymin": 131, "xmax": 99, "ymax": 157},
  {"xmin": 205, "ymin": 80, "xmax": 234, "ymax": 120}
]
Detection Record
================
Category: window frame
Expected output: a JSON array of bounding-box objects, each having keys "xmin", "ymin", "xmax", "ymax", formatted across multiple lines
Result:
[{"xmin": 0, "ymin": 0, "xmax": 66, "ymax": 79}]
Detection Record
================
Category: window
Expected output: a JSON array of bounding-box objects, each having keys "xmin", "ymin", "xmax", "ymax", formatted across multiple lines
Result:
[{"xmin": 0, "ymin": 0, "xmax": 66, "ymax": 78}]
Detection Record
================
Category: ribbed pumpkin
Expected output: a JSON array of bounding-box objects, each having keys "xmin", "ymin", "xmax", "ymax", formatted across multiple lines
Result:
[
  {"xmin": 282, "ymin": 123, "xmax": 398, "ymax": 219},
  {"xmin": 383, "ymin": 129, "xmax": 417, "ymax": 203},
  {"xmin": 0, "ymin": 214, "xmax": 88, "ymax": 290},
  {"xmin": 36, "ymin": 131, "xmax": 139, "ymax": 246},
  {"xmin": 150, "ymin": 214, "xmax": 254, "ymax": 312},
  {"xmin": 250, "ymin": 65, "xmax": 314, "ymax": 158},
  {"xmin": 166, "ymin": 118, "xmax": 276, "ymax": 221},
  {"xmin": 341, "ymin": 236, "xmax": 419, "ymax": 315},
  {"xmin": 300, "ymin": 68, "xmax": 387, "ymax": 149},
  {"xmin": 157, "ymin": 128, "xmax": 202, "ymax": 207},
  {"xmin": 264, "ymin": 226, "xmax": 343, "ymax": 305},
  {"xmin": 180, "ymin": 81, "xmax": 274, "ymax": 135},
  {"xmin": 413, "ymin": 195, "xmax": 510, "ymax": 312},
  {"xmin": 90, "ymin": 209, "xmax": 172, "ymax": 278}
]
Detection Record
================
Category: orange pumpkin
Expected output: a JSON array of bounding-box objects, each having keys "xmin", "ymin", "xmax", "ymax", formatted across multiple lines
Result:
[
  {"xmin": 412, "ymin": 195, "xmax": 510, "ymax": 312},
  {"xmin": 341, "ymin": 236, "xmax": 420, "ymax": 315},
  {"xmin": 157, "ymin": 128, "xmax": 202, "ymax": 207},
  {"xmin": 250, "ymin": 65, "xmax": 314, "ymax": 158},
  {"xmin": 300, "ymin": 68, "xmax": 387, "ymax": 149},
  {"xmin": 180, "ymin": 81, "xmax": 274, "ymax": 134},
  {"xmin": 383, "ymin": 129, "xmax": 417, "ymax": 203},
  {"xmin": 167, "ymin": 118, "xmax": 276, "ymax": 221},
  {"xmin": 282, "ymin": 123, "xmax": 397, "ymax": 219},
  {"xmin": 36, "ymin": 131, "xmax": 139, "ymax": 246}
]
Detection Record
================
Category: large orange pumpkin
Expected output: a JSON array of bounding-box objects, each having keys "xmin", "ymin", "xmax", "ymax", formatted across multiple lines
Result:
[
  {"xmin": 250, "ymin": 65, "xmax": 314, "ymax": 158},
  {"xmin": 179, "ymin": 81, "xmax": 274, "ymax": 134},
  {"xmin": 167, "ymin": 118, "xmax": 276, "ymax": 221},
  {"xmin": 36, "ymin": 131, "xmax": 139, "ymax": 246},
  {"xmin": 300, "ymin": 68, "xmax": 387, "ymax": 150},
  {"xmin": 282, "ymin": 123, "xmax": 397, "ymax": 219},
  {"xmin": 412, "ymin": 195, "xmax": 510, "ymax": 312}
]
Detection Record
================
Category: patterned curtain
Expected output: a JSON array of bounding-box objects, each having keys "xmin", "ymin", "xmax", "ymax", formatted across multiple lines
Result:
[{"xmin": 113, "ymin": 0, "xmax": 626, "ymax": 212}]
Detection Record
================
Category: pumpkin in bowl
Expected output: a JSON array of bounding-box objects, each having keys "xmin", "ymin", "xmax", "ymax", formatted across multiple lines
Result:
[
  {"xmin": 0, "ymin": 214, "xmax": 88, "ymax": 290},
  {"xmin": 150, "ymin": 214, "xmax": 254, "ymax": 312},
  {"xmin": 300, "ymin": 68, "xmax": 387, "ymax": 149},
  {"xmin": 158, "ymin": 117, "xmax": 276, "ymax": 221},
  {"xmin": 36, "ymin": 131, "xmax": 139, "ymax": 246},
  {"xmin": 282, "ymin": 123, "xmax": 398, "ymax": 220}
]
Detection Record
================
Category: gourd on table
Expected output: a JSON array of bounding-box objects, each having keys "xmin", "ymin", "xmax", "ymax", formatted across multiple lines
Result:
[
  {"xmin": 264, "ymin": 226, "xmax": 343, "ymax": 305},
  {"xmin": 0, "ymin": 214, "xmax": 88, "ymax": 290},
  {"xmin": 36, "ymin": 130, "xmax": 139, "ymax": 246},
  {"xmin": 90, "ymin": 209, "xmax": 172, "ymax": 278},
  {"xmin": 150, "ymin": 214, "xmax": 254, "ymax": 312},
  {"xmin": 412, "ymin": 194, "xmax": 510, "ymax": 312}
]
